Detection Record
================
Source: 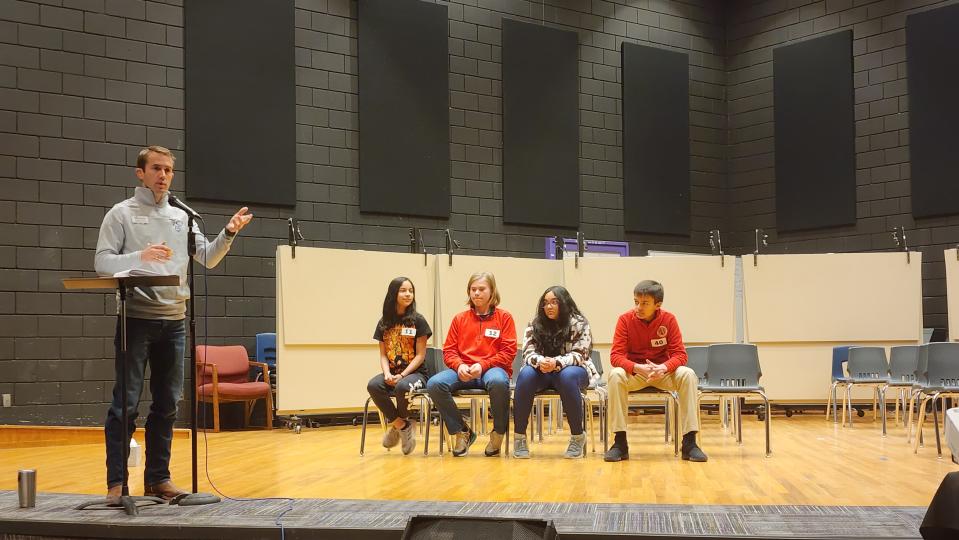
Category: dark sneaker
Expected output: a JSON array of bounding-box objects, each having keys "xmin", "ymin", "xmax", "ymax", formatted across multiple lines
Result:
[
  {"xmin": 382, "ymin": 425, "xmax": 401, "ymax": 449},
  {"xmin": 564, "ymin": 433, "xmax": 586, "ymax": 459},
  {"xmin": 513, "ymin": 433, "xmax": 530, "ymax": 459},
  {"xmin": 682, "ymin": 443, "xmax": 708, "ymax": 462},
  {"xmin": 485, "ymin": 431, "xmax": 504, "ymax": 457},
  {"xmin": 399, "ymin": 420, "xmax": 416, "ymax": 455},
  {"xmin": 452, "ymin": 428, "xmax": 476, "ymax": 457},
  {"xmin": 603, "ymin": 444, "xmax": 629, "ymax": 462}
]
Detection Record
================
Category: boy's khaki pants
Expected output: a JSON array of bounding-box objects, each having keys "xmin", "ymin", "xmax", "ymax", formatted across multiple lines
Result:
[{"xmin": 607, "ymin": 365, "xmax": 700, "ymax": 436}]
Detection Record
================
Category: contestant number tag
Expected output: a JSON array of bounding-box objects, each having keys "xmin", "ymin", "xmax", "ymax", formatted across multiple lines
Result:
[
  {"xmin": 484, "ymin": 328, "xmax": 500, "ymax": 338},
  {"xmin": 133, "ymin": 216, "xmax": 149, "ymax": 225},
  {"xmin": 400, "ymin": 327, "xmax": 416, "ymax": 337}
]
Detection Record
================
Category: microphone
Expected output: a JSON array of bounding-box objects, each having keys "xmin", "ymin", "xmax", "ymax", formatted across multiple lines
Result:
[{"xmin": 168, "ymin": 195, "xmax": 202, "ymax": 221}]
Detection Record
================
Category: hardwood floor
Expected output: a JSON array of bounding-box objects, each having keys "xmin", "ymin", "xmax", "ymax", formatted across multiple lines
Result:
[{"xmin": 0, "ymin": 414, "xmax": 954, "ymax": 506}]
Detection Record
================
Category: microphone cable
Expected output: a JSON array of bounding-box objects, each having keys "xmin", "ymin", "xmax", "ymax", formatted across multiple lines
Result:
[{"xmin": 192, "ymin": 215, "xmax": 296, "ymax": 540}]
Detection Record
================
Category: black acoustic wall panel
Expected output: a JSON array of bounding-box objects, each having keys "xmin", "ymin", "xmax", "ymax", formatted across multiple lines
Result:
[
  {"xmin": 773, "ymin": 31, "xmax": 856, "ymax": 232},
  {"xmin": 502, "ymin": 19, "xmax": 579, "ymax": 228},
  {"xmin": 907, "ymin": 4, "xmax": 959, "ymax": 219},
  {"xmin": 358, "ymin": 0, "xmax": 449, "ymax": 218},
  {"xmin": 184, "ymin": 0, "xmax": 295, "ymax": 207},
  {"xmin": 621, "ymin": 43, "xmax": 689, "ymax": 235}
]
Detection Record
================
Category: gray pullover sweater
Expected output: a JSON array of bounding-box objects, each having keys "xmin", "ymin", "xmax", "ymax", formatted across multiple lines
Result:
[{"xmin": 95, "ymin": 187, "xmax": 235, "ymax": 320}]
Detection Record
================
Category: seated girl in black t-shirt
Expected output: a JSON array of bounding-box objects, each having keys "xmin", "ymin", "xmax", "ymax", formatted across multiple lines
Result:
[{"xmin": 366, "ymin": 276, "xmax": 432, "ymax": 455}]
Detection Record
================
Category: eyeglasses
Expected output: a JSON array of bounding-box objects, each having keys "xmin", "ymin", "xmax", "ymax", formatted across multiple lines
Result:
[{"xmin": 542, "ymin": 300, "xmax": 559, "ymax": 308}]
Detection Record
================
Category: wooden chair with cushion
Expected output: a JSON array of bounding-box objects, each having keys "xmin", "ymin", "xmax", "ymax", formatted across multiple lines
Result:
[{"xmin": 196, "ymin": 345, "xmax": 273, "ymax": 432}]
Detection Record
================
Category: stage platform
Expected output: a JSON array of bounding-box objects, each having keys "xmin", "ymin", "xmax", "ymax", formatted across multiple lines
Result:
[
  {"xmin": 0, "ymin": 491, "xmax": 926, "ymax": 539},
  {"xmin": 1, "ymin": 415, "xmax": 953, "ymax": 539}
]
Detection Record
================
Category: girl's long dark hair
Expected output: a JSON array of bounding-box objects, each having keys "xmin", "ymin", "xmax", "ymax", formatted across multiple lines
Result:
[
  {"xmin": 378, "ymin": 276, "xmax": 418, "ymax": 332},
  {"xmin": 531, "ymin": 285, "xmax": 582, "ymax": 356}
]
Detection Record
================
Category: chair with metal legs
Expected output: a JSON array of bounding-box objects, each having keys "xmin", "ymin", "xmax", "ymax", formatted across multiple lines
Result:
[
  {"xmin": 360, "ymin": 347, "xmax": 444, "ymax": 456},
  {"xmin": 699, "ymin": 343, "xmax": 771, "ymax": 457},
  {"xmin": 606, "ymin": 382, "xmax": 680, "ymax": 457},
  {"xmin": 685, "ymin": 345, "xmax": 710, "ymax": 429},
  {"xmin": 526, "ymin": 350, "xmax": 605, "ymax": 455},
  {"xmin": 436, "ymin": 353, "xmax": 514, "ymax": 457},
  {"xmin": 886, "ymin": 345, "xmax": 919, "ymax": 427},
  {"xmin": 825, "ymin": 346, "xmax": 853, "ymax": 423},
  {"xmin": 907, "ymin": 344, "xmax": 930, "ymax": 445},
  {"xmin": 841, "ymin": 346, "xmax": 890, "ymax": 435},
  {"xmin": 912, "ymin": 342, "xmax": 959, "ymax": 456}
]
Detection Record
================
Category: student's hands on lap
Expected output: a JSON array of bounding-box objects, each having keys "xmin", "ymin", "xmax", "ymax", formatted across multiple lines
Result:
[
  {"xmin": 384, "ymin": 372, "xmax": 398, "ymax": 386},
  {"xmin": 469, "ymin": 363, "xmax": 482, "ymax": 380},
  {"xmin": 645, "ymin": 360, "xmax": 667, "ymax": 382},
  {"xmin": 457, "ymin": 364, "xmax": 472, "ymax": 382},
  {"xmin": 538, "ymin": 357, "xmax": 557, "ymax": 373},
  {"xmin": 633, "ymin": 362, "xmax": 652, "ymax": 378}
]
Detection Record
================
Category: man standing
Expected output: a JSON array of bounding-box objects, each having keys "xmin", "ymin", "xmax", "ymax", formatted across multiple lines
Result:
[{"xmin": 95, "ymin": 146, "xmax": 253, "ymax": 502}]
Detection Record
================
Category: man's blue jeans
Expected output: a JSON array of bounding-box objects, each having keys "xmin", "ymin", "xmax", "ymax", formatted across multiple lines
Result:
[
  {"xmin": 105, "ymin": 317, "xmax": 185, "ymax": 488},
  {"xmin": 427, "ymin": 367, "xmax": 510, "ymax": 435}
]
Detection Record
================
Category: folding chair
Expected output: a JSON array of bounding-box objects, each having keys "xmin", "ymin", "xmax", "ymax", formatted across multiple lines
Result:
[
  {"xmin": 912, "ymin": 342, "xmax": 959, "ymax": 456},
  {"xmin": 825, "ymin": 345, "xmax": 853, "ymax": 423},
  {"xmin": 699, "ymin": 343, "xmax": 771, "ymax": 457},
  {"xmin": 525, "ymin": 350, "xmax": 604, "ymax": 455},
  {"xmin": 886, "ymin": 345, "xmax": 918, "ymax": 427},
  {"xmin": 604, "ymin": 366, "xmax": 680, "ymax": 457},
  {"xmin": 841, "ymin": 346, "xmax": 890, "ymax": 435},
  {"xmin": 360, "ymin": 348, "xmax": 444, "ymax": 456}
]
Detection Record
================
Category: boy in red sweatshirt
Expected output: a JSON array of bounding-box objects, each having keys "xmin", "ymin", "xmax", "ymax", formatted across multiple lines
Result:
[
  {"xmin": 427, "ymin": 272, "xmax": 517, "ymax": 457},
  {"xmin": 604, "ymin": 280, "xmax": 707, "ymax": 463}
]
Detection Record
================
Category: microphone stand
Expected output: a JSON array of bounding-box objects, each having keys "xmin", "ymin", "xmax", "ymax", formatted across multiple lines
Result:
[{"xmin": 181, "ymin": 211, "xmax": 219, "ymax": 505}]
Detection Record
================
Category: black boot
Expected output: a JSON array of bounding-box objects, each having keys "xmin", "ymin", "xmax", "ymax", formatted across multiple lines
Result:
[
  {"xmin": 604, "ymin": 431, "xmax": 629, "ymax": 462},
  {"xmin": 681, "ymin": 431, "xmax": 707, "ymax": 462}
]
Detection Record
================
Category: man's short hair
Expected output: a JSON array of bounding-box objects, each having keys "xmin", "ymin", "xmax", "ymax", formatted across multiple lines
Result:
[
  {"xmin": 136, "ymin": 145, "xmax": 176, "ymax": 170},
  {"xmin": 633, "ymin": 280, "xmax": 664, "ymax": 303}
]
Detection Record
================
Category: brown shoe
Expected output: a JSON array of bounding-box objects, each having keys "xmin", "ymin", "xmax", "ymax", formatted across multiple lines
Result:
[
  {"xmin": 144, "ymin": 480, "xmax": 188, "ymax": 501},
  {"xmin": 105, "ymin": 485, "xmax": 122, "ymax": 506}
]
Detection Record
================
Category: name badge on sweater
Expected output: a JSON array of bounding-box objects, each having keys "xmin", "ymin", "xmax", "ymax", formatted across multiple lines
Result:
[
  {"xmin": 651, "ymin": 338, "xmax": 667, "ymax": 347},
  {"xmin": 484, "ymin": 328, "xmax": 500, "ymax": 338},
  {"xmin": 133, "ymin": 216, "xmax": 149, "ymax": 225},
  {"xmin": 400, "ymin": 327, "xmax": 416, "ymax": 337}
]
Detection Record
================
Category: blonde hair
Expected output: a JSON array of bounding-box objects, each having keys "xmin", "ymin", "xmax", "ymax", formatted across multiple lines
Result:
[
  {"xmin": 136, "ymin": 145, "xmax": 176, "ymax": 169},
  {"xmin": 466, "ymin": 271, "xmax": 500, "ymax": 308}
]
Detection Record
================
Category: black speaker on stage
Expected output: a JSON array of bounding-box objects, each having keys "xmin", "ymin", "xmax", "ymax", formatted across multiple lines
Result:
[
  {"xmin": 921, "ymin": 472, "xmax": 959, "ymax": 540},
  {"xmin": 401, "ymin": 515, "xmax": 557, "ymax": 540}
]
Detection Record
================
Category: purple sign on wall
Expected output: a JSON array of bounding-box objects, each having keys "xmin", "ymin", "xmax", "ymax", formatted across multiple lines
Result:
[{"xmin": 544, "ymin": 237, "xmax": 629, "ymax": 259}]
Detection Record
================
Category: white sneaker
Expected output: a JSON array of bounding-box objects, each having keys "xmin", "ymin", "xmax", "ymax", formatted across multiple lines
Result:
[
  {"xmin": 513, "ymin": 433, "xmax": 530, "ymax": 459},
  {"xmin": 564, "ymin": 433, "xmax": 586, "ymax": 459},
  {"xmin": 382, "ymin": 425, "xmax": 400, "ymax": 449},
  {"xmin": 399, "ymin": 420, "xmax": 416, "ymax": 455}
]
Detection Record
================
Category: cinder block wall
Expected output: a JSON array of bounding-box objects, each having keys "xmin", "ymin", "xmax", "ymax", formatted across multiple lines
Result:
[
  {"xmin": 725, "ymin": 0, "xmax": 959, "ymax": 331},
  {"xmin": 0, "ymin": 0, "xmax": 726, "ymax": 425}
]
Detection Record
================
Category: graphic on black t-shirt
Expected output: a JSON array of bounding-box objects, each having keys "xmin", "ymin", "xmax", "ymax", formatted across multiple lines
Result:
[
  {"xmin": 383, "ymin": 325, "xmax": 417, "ymax": 373},
  {"xmin": 373, "ymin": 314, "xmax": 432, "ymax": 375}
]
